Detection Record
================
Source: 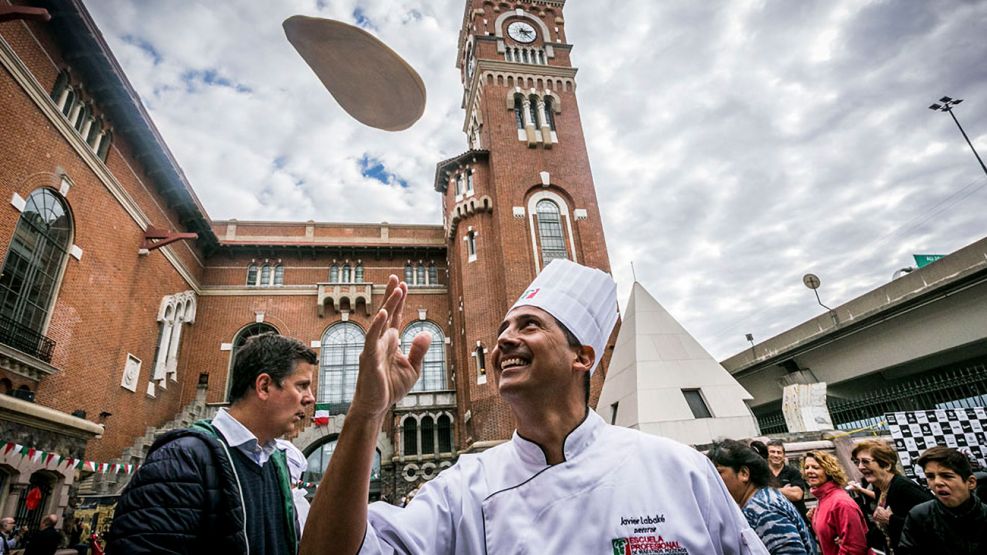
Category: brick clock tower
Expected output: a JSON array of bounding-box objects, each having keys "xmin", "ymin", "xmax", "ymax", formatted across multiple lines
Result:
[{"xmin": 436, "ymin": 0, "xmax": 616, "ymax": 451}]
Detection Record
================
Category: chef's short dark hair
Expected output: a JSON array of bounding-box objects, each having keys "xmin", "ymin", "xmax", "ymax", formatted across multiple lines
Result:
[{"xmin": 552, "ymin": 316, "xmax": 591, "ymax": 405}]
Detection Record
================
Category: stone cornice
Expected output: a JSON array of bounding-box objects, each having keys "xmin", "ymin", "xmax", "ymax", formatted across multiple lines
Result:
[
  {"xmin": 0, "ymin": 34, "xmax": 202, "ymax": 294},
  {"xmin": 0, "ymin": 393, "xmax": 104, "ymax": 438}
]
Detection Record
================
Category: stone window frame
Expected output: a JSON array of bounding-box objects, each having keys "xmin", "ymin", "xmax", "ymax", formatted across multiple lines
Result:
[{"xmin": 526, "ymin": 190, "xmax": 576, "ymax": 273}]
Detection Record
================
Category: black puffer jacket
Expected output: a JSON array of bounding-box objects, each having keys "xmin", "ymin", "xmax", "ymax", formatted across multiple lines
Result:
[
  {"xmin": 106, "ymin": 425, "xmax": 248, "ymax": 554},
  {"xmin": 897, "ymin": 496, "xmax": 987, "ymax": 555}
]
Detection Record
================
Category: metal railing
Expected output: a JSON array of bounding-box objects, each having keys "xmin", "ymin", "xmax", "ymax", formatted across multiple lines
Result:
[
  {"xmin": 0, "ymin": 313, "xmax": 55, "ymax": 362},
  {"xmin": 755, "ymin": 360, "xmax": 987, "ymax": 434}
]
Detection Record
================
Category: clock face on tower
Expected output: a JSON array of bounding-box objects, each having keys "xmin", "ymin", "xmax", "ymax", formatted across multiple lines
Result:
[{"xmin": 507, "ymin": 21, "xmax": 537, "ymax": 44}]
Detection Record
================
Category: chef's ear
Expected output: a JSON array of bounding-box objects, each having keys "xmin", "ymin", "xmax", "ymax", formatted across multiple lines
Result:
[{"xmin": 572, "ymin": 345, "xmax": 595, "ymax": 374}]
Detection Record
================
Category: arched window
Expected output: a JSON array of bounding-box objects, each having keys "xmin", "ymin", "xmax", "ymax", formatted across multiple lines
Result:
[
  {"xmin": 273, "ymin": 264, "xmax": 284, "ymax": 286},
  {"xmin": 305, "ymin": 438, "xmax": 381, "ymax": 500},
  {"xmin": 428, "ymin": 264, "xmax": 438, "ymax": 286},
  {"xmin": 226, "ymin": 322, "xmax": 278, "ymax": 400},
  {"xmin": 404, "ymin": 263, "xmax": 413, "ymax": 284},
  {"xmin": 438, "ymin": 414, "xmax": 453, "ymax": 453},
  {"xmin": 536, "ymin": 199, "xmax": 568, "ymax": 265},
  {"xmin": 403, "ymin": 418, "xmax": 418, "ymax": 456},
  {"xmin": 320, "ymin": 322, "xmax": 366, "ymax": 412},
  {"xmin": 355, "ymin": 263, "xmax": 364, "ymax": 283},
  {"xmin": 528, "ymin": 95, "xmax": 540, "ymax": 128},
  {"xmin": 246, "ymin": 264, "xmax": 258, "ymax": 285},
  {"xmin": 544, "ymin": 97, "xmax": 556, "ymax": 131},
  {"xmin": 514, "ymin": 95, "xmax": 524, "ymax": 129},
  {"xmin": 61, "ymin": 89, "xmax": 75, "ymax": 117},
  {"xmin": 416, "ymin": 264, "xmax": 425, "ymax": 286},
  {"xmin": 329, "ymin": 264, "xmax": 339, "ymax": 283},
  {"xmin": 342, "ymin": 264, "xmax": 351, "ymax": 283},
  {"xmin": 466, "ymin": 170, "xmax": 474, "ymax": 194},
  {"xmin": 421, "ymin": 416, "xmax": 435, "ymax": 455},
  {"xmin": 0, "ymin": 189, "xmax": 72, "ymax": 336},
  {"xmin": 402, "ymin": 321, "xmax": 446, "ymax": 391},
  {"xmin": 260, "ymin": 264, "xmax": 271, "ymax": 286}
]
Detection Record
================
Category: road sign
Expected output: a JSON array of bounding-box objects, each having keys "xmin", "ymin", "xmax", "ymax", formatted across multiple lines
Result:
[{"xmin": 913, "ymin": 254, "xmax": 945, "ymax": 268}]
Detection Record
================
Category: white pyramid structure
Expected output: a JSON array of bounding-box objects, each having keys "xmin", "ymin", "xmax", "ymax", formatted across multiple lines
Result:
[{"xmin": 598, "ymin": 282, "xmax": 759, "ymax": 445}]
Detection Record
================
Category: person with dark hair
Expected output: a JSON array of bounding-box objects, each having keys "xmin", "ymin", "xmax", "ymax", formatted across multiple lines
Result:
[
  {"xmin": 108, "ymin": 333, "xmax": 318, "ymax": 554},
  {"xmin": 301, "ymin": 263, "xmax": 769, "ymax": 554},
  {"xmin": 850, "ymin": 439, "xmax": 931, "ymax": 552},
  {"xmin": 766, "ymin": 440, "xmax": 810, "ymax": 524},
  {"xmin": 750, "ymin": 440, "xmax": 769, "ymax": 459},
  {"xmin": 709, "ymin": 440, "xmax": 818, "ymax": 554},
  {"xmin": 801, "ymin": 451, "xmax": 871, "ymax": 555},
  {"xmin": 897, "ymin": 446, "xmax": 987, "ymax": 554}
]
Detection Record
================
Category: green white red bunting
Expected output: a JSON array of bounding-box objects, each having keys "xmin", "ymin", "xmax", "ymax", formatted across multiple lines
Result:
[{"xmin": 1, "ymin": 440, "xmax": 140, "ymax": 475}]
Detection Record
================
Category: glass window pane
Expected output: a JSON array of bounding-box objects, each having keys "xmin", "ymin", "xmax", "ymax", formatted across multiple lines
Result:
[
  {"xmin": 320, "ymin": 322, "xmax": 366, "ymax": 409},
  {"xmin": 402, "ymin": 321, "xmax": 446, "ymax": 391},
  {"xmin": 536, "ymin": 200, "xmax": 568, "ymax": 265},
  {"xmin": 683, "ymin": 389, "xmax": 712, "ymax": 419}
]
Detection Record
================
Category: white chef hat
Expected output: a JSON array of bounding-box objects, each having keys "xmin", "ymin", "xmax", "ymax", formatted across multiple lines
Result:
[{"xmin": 510, "ymin": 259, "xmax": 618, "ymax": 375}]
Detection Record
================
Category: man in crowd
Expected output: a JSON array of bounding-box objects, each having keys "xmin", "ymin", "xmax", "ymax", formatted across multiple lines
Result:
[
  {"xmin": 897, "ymin": 446, "xmax": 986, "ymax": 554},
  {"xmin": 766, "ymin": 439, "xmax": 810, "ymax": 523},
  {"xmin": 108, "ymin": 333, "xmax": 317, "ymax": 554},
  {"xmin": 23, "ymin": 514, "xmax": 61, "ymax": 555},
  {"xmin": 301, "ymin": 260, "xmax": 768, "ymax": 554},
  {"xmin": 1, "ymin": 517, "xmax": 18, "ymax": 554}
]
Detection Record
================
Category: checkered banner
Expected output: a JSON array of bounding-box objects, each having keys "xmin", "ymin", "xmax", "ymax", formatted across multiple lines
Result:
[{"xmin": 885, "ymin": 408, "xmax": 987, "ymax": 482}]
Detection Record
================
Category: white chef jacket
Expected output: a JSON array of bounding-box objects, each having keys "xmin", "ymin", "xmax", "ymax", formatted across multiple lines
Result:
[{"xmin": 361, "ymin": 409, "xmax": 767, "ymax": 554}]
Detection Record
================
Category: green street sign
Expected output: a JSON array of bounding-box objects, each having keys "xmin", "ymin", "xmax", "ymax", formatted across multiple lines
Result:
[{"xmin": 913, "ymin": 254, "xmax": 945, "ymax": 268}]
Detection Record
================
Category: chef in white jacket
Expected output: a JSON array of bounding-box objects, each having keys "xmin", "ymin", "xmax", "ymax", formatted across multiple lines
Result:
[{"xmin": 301, "ymin": 259, "xmax": 768, "ymax": 555}]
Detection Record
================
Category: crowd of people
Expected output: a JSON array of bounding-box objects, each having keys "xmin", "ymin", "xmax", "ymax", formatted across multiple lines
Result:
[
  {"xmin": 5, "ymin": 260, "xmax": 986, "ymax": 554},
  {"xmin": 0, "ymin": 515, "xmax": 103, "ymax": 555},
  {"xmin": 707, "ymin": 437, "xmax": 987, "ymax": 554}
]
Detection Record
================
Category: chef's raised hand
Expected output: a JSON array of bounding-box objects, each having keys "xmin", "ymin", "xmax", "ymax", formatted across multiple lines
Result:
[{"xmin": 351, "ymin": 275, "xmax": 432, "ymax": 419}]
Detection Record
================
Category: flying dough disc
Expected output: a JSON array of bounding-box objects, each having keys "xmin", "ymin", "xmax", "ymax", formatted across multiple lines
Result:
[{"xmin": 283, "ymin": 15, "xmax": 426, "ymax": 132}]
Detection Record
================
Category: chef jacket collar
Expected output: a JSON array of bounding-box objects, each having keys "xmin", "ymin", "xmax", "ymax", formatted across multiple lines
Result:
[{"xmin": 512, "ymin": 408, "xmax": 605, "ymax": 466}]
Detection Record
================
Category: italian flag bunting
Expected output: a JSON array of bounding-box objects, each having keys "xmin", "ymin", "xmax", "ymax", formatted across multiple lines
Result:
[{"xmin": 314, "ymin": 403, "xmax": 330, "ymax": 426}]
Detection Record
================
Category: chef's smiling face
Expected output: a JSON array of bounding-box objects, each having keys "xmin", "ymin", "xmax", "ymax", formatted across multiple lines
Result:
[{"xmin": 491, "ymin": 306, "xmax": 579, "ymax": 398}]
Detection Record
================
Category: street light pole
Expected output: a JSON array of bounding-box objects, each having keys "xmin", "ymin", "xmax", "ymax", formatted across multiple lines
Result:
[{"xmin": 929, "ymin": 96, "xmax": 987, "ymax": 179}]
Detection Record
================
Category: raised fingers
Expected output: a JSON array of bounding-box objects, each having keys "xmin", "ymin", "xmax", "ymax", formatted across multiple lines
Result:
[
  {"xmin": 364, "ymin": 307, "xmax": 390, "ymax": 357},
  {"xmin": 389, "ymin": 281, "xmax": 408, "ymax": 330},
  {"xmin": 406, "ymin": 331, "xmax": 432, "ymax": 371}
]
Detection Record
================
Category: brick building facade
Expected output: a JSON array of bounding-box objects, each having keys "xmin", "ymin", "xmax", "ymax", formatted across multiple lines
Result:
[{"xmin": 0, "ymin": 0, "xmax": 615, "ymax": 523}]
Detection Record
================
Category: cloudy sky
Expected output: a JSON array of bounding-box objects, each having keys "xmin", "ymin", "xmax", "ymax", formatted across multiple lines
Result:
[{"xmin": 85, "ymin": 0, "xmax": 987, "ymax": 360}]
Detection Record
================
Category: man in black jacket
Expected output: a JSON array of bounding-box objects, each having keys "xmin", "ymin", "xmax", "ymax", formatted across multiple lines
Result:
[
  {"xmin": 107, "ymin": 333, "xmax": 317, "ymax": 554},
  {"xmin": 23, "ymin": 515, "xmax": 62, "ymax": 555},
  {"xmin": 898, "ymin": 446, "xmax": 987, "ymax": 555}
]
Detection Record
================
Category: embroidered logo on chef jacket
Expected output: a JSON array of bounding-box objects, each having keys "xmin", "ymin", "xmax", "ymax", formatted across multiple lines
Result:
[{"xmin": 611, "ymin": 535, "xmax": 689, "ymax": 554}]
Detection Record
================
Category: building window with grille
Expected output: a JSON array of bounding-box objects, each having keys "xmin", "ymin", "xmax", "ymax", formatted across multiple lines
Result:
[
  {"xmin": 0, "ymin": 188, "xmax": 72, "ymax": 341},
  {"xmin": 428, "ymin": 264, "xmax": 438, "ymax": 286},
  {"xmin": 421, "ymin": 416, "xmax": 435, "ymax": 455},
  {"xmin": 528, "ymin": 95, "xmax": 540, "ymax": 128},
  {"xmin": 438, "ymin": 414, "xmax": 453, "ymax": 453},
  {"xmin": 329, "ymin": 264, "xmax": 339, "ymax": 283},
  {"xmin": 247, "ymin": 264, "xmax": 258, "ymax": 286},
  {"xmin": 273, "ymin": 264, "xmax": 284, "ymax": 286},
  {"xmin": 260, "ymin": 264, "xmax": 271, "ymax": 286},
  {"xmin": 342, "ymin": 264, "xmax": 352, "ymax": 283},
  {"xmin": 355, "ymin": 263, "xmax": 364, "ymax": 283},
  {"xmin": 403, "ymin": 418, "xmax": 418, "ymax": 456},
  {"xmin": 536, "ymin": 200, "xmax": 568, "ymax": 265},
  {"xmin": 320, "ymin": 322, "xmax": 366, "ymax": 413},
  {"xmin": 403, "ymin": 321, "xmax": 446, "ymax": 391},
  {"xmin": 466, "ymin": 170, "xmax": 474, "ymax": 195},
  {"xmin": 514, "ymin": 95, "xmax": 524, "ymax": 129},
  {"xmin": 415, "ymin": 264, "xmax": 425, "ymax": 287},
  {"xmin": 544, "ymin": 97, "xmax": 556, "ymax": 131},
  {"xmin": 404, "ymin": 263, "xmax": 413, "ymax": 284}
]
